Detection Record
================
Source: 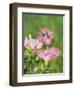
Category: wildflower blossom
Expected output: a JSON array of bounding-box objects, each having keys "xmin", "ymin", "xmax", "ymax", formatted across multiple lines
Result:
[
  {"xmin": 29, "ymin": 39, "xmax": 43, "ymax": 49},
  {"xmin": 24, "ymin": 38, "xmax": 43, "ymax": 49},
  {"xmin": 37, "ymin": 48, "xmax": 61, "ymax": 61},
  {"xmin": 37, "ymin": 28, "xmax": 54, "ymax": 45},
  {"xmin": 24, "ymin": 37, "xmax": 29, "ymax": 48}
]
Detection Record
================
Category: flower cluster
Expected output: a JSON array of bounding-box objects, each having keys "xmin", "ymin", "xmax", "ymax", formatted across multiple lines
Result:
[{"xmin": 24, "ymin": 28, "xmax": 61, "ymax": 61}]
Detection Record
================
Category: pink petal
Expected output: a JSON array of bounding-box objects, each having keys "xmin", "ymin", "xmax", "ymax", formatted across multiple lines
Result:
[
  {"xmin": 37, "ymin": 48, "xmax": 61, "ymax": 61},
  {"xmin": 37, "ymin": 27, "xmax": 54, "ymax": 45},
  {"xmin": 24, "ymin": 38, "xmax": 29, "ymax": 48},
  {"xmin": 48, "ymin": 48, "xmax": 61, "ymax": 59}
]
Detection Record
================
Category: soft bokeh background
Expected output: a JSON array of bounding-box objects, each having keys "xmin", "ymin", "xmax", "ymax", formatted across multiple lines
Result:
[{"xmin": 23, "ymin": 14, "xmax": 63, "ymax": 74}]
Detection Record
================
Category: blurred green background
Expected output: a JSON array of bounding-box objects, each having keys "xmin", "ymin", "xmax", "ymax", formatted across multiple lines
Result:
[{"xmin": 23, "ymin": 13, "xmax": 63, "ymax": 74}]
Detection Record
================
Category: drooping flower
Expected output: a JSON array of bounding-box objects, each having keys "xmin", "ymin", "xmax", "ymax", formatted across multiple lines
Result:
[
  {"xmin": 24, "ymin": 37, "xmax": 43, "ymax": 49},
  {"xmin": 37, "ymin": 48, "xmax": 61, "ymax": 61},
  {"xmin": 29, "ymin": 39, "xmax": 43, "ymax": 49},
  {"xmin": 37, "ymin": 28, "xmax": 54, "ymax": 45},
  {"xmin": 24, "ymin": 37, "xmax": 29, "ymax": 48}
]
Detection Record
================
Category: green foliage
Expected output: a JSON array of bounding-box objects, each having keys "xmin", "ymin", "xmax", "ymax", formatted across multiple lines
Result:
[{"xmin": 23, "ymin": 14, "xmax": 63, "ymax": 74}]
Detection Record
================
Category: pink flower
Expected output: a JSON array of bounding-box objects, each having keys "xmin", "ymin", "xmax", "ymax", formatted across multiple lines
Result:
[
  {"xmin": 37, "ymin": 48, "xmax": 61, "ymax": 61},
  {"xmin": 37, "ymin": 50, "xmax": 50, "ymax": 60},
  {"xmin": 37, "ymin": 28, "xmax": 54, "ymax": 45},
  {"xmin": 24, "ymin": 37, "xmax": 29, "ymax": 48},
  {"xmin": 29, "ymin": 39, "xmax": 43, "ymax": 49},
  {"xmin": 24, "ymin": 38, "xmax": 43, "ymax": 49},
  {"xmin": 48, "ymin": 48, "xmax": 61, "ymax": 59}
]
